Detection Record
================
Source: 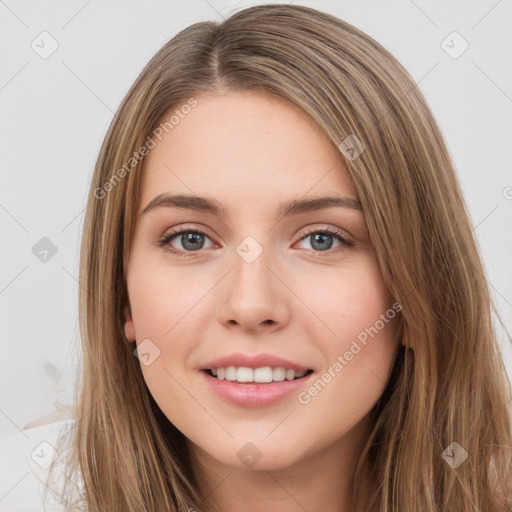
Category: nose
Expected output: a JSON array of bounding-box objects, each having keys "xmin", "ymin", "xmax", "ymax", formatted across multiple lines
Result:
[{"xmin": 216, "ymin": 242, "xmax": 290, "ymax": 334}]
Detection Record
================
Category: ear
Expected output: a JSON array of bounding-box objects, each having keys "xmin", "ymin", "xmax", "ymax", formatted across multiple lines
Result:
[{"xmin": 123, "ymin": 304, "xmax": 136, "ymax": 341}]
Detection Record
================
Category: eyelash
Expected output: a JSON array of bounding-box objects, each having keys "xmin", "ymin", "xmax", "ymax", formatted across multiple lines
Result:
[{"xmin": 157, "ymin": 225, "xmax": 355, "ymax": 258}]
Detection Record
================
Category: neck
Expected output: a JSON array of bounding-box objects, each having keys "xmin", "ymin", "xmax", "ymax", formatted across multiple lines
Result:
[{"xmin": 188, "ymin": 414, "xmax": 374, "ymax": 512}]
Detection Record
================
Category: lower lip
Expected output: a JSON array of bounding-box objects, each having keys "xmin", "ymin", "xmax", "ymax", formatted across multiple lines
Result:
[{"xmin": 200, "ymin": 370, "xmax": 314, "ymax": 408}]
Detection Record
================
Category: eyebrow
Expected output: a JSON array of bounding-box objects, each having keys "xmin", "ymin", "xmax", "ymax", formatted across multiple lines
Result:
[{"xmin": 141, "ymin": 193, "xmax": 363, "ymax": 221}]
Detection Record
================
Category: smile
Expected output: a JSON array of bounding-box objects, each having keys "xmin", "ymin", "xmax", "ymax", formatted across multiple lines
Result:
[
  {"xmin": 204, "ymin": 366, "xmax": 313, "ymax": 383},
  {"xmin": 200, "ymin": 367, "xmax": 315, "ymax": 408}
]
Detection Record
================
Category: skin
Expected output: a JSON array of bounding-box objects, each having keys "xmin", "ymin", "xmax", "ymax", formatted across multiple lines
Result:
[{"xmin": 123, "ymin": 90, "xmax": 400, "ymax": 512}]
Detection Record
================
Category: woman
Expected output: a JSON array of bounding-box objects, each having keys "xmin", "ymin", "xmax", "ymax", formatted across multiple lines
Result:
[{"xmin": 48, "ymin": 4, "xmax": 512, "ymax": 511}]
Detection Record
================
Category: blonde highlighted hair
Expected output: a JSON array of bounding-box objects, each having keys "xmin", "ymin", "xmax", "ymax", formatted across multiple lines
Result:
[{"xmin": 47, "ymin": 4, "xmax": 512, "ymax": 511}]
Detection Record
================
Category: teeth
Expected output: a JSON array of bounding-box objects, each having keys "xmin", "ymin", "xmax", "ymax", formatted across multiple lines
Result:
[
  {"xmin": 272, "ymin": 367, "xmax": 286, "ymax": 382},
  {"xmin": 237, "ymin": 367, "xmax": 254, "ymax": 382},
  {"xmin": 209, "ymin": 366, "xmax": 310, "ymax": 383},
  {"xmin": 225, "ymin": 366, "xmax": 237, "ymax": 381}
]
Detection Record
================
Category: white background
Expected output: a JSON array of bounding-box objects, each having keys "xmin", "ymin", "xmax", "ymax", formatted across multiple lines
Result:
[{"xmin": 1, "ymin": 0, "xmax": 511, "ymax": 509}]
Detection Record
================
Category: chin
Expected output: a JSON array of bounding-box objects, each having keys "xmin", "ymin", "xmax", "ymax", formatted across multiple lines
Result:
[{"xmin": 206, "ymin": 437, "xmax": 309, "ymax": 472}]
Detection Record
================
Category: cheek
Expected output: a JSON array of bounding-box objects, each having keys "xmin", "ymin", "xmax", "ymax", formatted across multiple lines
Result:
[
  {"xmin": 127, "ymin": 252, "xmax": 215, "ymax": 342},
  {"xmin": 295, "ymin": 253, "xmax": 399, "ymax": 417},
  {"xmin": 296, "ymin": 312, "xmax": 398, "ymax": 446},
  {"xmin": 126, "ymin": 256, "xmax": 217, "ymax": 420},
  {"xmin": 301, "ymin": 250, "xmax": 396, "ymax": 350},
  {"xmin": 128, "ymin": 277, "xmax": 206, "ymax": 435}
]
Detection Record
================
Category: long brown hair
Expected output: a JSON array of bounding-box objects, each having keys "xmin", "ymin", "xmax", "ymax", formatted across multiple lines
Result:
[{"xmin": 47, "ymin": 4, "xmax": 512, "ymax": 511}]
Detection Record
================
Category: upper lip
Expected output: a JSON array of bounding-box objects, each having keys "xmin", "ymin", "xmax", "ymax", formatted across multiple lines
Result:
[{"xmin": 199, "ymin": 353, "xmax": 312, "ymax": 372}]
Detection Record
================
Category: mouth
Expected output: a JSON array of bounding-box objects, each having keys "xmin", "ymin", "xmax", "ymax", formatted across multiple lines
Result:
[
  {"xmin": 200, "ymin": 364, "xmax": 316, "ymax": 408},
  {"xmin": 202, "ymin": 367, "xmax": 315, "ymax": 384}
]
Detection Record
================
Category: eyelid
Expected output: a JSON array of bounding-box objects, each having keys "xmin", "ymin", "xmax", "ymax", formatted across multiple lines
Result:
[
  {"xmin": 298, "ymin": 224, "xmax": 353, "ymax": 243},
  {"xmin": 294, "ymin": 225, "xmax": 355, "ymax": 255},
  {"xmin": 159, "ymin": 223, "xmax": 211, "ymax": 241},
  {"xmin": 157, "ymin": 223, "xmax": 354, "ymax": 256}
]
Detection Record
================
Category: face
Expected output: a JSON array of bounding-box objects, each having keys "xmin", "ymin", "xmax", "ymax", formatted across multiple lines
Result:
[{"xmin": 124, "ymin": 90, "xmax": 400, "ymax": 473}]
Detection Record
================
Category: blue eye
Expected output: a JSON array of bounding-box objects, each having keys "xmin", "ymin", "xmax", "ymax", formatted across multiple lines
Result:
[
  {"xmin": 159, "ymin": 227, "xmax": 213, "ymax": 256},
  {"xmin": 158, "ymin": 225, "xmax": 354, "ymax": 258},
  {"xmin": 296, "ymin": 227, "xmax": 354, "ymax": 254}
]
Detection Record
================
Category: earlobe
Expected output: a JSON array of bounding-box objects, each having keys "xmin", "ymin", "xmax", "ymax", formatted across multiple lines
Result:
[{"xmin": 123, "ymin": 305, "xmax": 136, "ymax": 341}]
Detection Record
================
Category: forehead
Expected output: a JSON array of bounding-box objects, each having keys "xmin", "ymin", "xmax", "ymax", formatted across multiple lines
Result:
[{"xmin": 140, "ymin": 90, "xmax": 356, "ymax": 210}]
